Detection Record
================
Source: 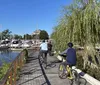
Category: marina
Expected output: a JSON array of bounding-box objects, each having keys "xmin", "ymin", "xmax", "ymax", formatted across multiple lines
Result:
[
  {"xmin": 0, "ymin": 39, "xmax": 41, "ymax": 48},
  {"xmin": 0, "ymin": 40, "xmax": 39, "ymax": 67}
]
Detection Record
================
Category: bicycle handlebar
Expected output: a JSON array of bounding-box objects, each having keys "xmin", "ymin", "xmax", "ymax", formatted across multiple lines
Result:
[{"xmin": 59, "ymin": 54, "xmax": 66, "ymax": 58}]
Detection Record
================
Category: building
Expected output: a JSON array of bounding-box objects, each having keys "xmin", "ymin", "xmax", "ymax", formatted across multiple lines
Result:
[
  {"xmin": 32, "ymin": 29, "xmax": 41, "ymax": 35},
  {"xmin": 32, "ymin": 29, "xmax": 41, "ymax": 39}
]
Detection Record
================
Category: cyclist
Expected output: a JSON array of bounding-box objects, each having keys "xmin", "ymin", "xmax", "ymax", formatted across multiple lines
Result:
[
  {"xmin": 48, "ymin": 41, "xmax": 52, "ymax": 56},
  {"xmin": 39, "ymin": 40, "xmax": 48, "ymax": 68},
  {"xmin": 60, "ymin": 42, "xmax": 77, "ymax": 79}
]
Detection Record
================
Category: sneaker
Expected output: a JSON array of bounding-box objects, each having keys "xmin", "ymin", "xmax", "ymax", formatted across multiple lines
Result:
[{"xmin": 67, "ymin": 76, "xmax": 73, "ymax": 80}]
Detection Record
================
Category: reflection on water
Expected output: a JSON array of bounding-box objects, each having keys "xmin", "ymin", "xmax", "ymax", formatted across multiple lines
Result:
[{"xmin": 0, "ymin": 50, "xmax": 20, "ymax": 66}]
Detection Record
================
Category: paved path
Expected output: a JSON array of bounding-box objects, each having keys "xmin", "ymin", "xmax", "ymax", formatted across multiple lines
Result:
[{"xmin": 16, "ymin": 50, "xmax": 91, "ymax": 85}]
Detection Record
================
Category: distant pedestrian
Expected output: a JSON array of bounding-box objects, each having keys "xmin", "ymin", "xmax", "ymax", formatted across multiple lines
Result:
[
  {"xmin": 48, "ymin": 41, "xmax": 52, "ymax": 56},
  {"xmin": 39, "ymin": 40, "xmax": 48, "ymax": 68}
]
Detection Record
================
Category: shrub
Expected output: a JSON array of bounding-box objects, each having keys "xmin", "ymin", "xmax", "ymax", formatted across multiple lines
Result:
[
  {"xmin": 0, "ymin": 63, "xmax": 10, "ymax": 80},
  {"xmin": 76, "ymin": 51, "xmax": 100, "ymax": 81},
  {"xmin": 76, "ymin": 53, "xmax": 84, "ymax": 70},
  {"xmin": 94, "ymin": 68, "xmax": 100, "ymax": 81},
  {"xmin": 87, "ymin": 67, "xmax": 100, "ymax": 81},
  {"xmin": 23, "ymin": 49, "xmax": 28, "ymax": 60}
]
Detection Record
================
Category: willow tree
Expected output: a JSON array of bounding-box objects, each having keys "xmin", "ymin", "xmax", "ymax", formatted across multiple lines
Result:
[
  {"xmin": 51, "ymin": 24, "xmax": 69, "ymax": 51},
  {"xmin": 51, "ymin": 0, "xmax": 100, "ymax": 67}
]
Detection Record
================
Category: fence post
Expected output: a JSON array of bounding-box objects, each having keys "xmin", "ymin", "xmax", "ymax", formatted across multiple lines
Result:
[{"xmin": 13, "ymin": 60, "xmax": 17, "ymax": 85}]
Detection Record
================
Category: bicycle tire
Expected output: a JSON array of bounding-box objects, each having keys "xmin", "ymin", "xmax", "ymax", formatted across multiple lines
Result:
[
  {"xmin": 72, "ymin": 69, "xmax": 80, "ymax": 85},
  {"xmin": 78, "ymin": 77, "xmax": 87, "ymax": 85},
  {"xmin": 58, "ymin": 63, "xmax": 67, "ymax": 79},
  {"xmin": 39, "ymin": 54, "xmax": 44, "ymax": 64}
]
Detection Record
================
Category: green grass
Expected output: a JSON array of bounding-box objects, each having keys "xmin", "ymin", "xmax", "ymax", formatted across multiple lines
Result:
[{"xmin": 0, "ymin": 63, "xmax": 10, "ymax": 80}]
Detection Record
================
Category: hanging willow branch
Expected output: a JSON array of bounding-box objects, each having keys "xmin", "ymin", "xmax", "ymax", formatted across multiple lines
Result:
[{"xmin": 51, "ymin": 0, "xmax": 100, "ymax": 67}]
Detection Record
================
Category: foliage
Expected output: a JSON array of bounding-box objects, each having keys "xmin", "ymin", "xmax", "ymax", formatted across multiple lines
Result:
[
  {"xmin": 23, "ymin": 34, "xmax": 32, "ymax": 40},
  {"xmin": 76, "ymin": 51, "xmax": 100, "ymax": 81},
  {"xmin": 14, "ymin": 34, "xmax": 23, "ymax": 39},
  {"xmin": 51, "ymin": 0, "xmax": 100, "ymax": 49},
  {"xmin": 0, "ymin": 63, "xmax": 10, "ymax": 80},
  {"xmin": 51, "ymin": 25, "xmax": 68, "ymax": 52},
  {"xmin": 0, "ymin": 29, "xmax": 23, "ymax": 40},
  {"xmin": 83, "ymin": 65, "xmax": 100, "ymax": 81},
  {"xmin": 39, "ymin": 30, "xmax": 49, "ymax": 40},
  {"xmin": 16, "ymin": 68, "xmax": 21, "ymax": 80},
  {"xmin": 76, "ymin": 54, "xmax": 84, "ymax": 70},
  {"xmin": 31, "ymin": 35, "xmax": 36, "ymax": 39},
  {"xmin": 93, "ymin": 68, "xmax": 100, "ymax": 81},
  {"xmin": 23, "ymin": 49, "xmax": 28, "ymax": 60},
  {"xmin": 0, "ymin": 29, "xmax": 12, "ymax": 40},
  {"xmin": 51, "ymin": 0, "xmax": 100, "ymax": 67}
]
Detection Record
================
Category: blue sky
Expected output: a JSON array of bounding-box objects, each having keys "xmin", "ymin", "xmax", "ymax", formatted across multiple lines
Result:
[{"xmin": 0, "ymin": 0, "xmax": 73, "ymax": 35}]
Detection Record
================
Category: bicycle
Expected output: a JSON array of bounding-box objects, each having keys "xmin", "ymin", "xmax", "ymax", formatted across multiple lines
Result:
[
  {"xmin": 58, "ymin": 54, "xmax": 87, "ymax": 85},
  {"xmin": 38, "ymin": 51, "xmax": 47, "ymax": 68}
]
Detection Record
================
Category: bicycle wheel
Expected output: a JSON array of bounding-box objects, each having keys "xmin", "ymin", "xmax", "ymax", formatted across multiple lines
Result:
[
  {"xmin": 78, "ymin": 77, "xmax": 87, "ymax": 85},
  {"xmin": 39, "ymin": 54, "xmax": 44, "ymax": 64},
  {"xmin": 69, "ymin": 79, "xmax": 74, "ymax": 85},
  {"xmin": 72, "ymin": 69, "xmax": 80, "ymax": 85},
  {"xmin": 58, "ymin": 63, "xmax": 67, "ymax": 79}
]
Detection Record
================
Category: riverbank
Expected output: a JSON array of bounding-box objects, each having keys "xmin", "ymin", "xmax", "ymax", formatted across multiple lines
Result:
[{"xmin": 0, "ymin": 51, "xmax": 20, "ymax": 67}]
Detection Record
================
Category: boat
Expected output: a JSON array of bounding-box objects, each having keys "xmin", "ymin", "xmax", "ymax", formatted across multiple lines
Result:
[{"xmin": 10, "ymin": 40, "xmax": 22, "ymax": 48}]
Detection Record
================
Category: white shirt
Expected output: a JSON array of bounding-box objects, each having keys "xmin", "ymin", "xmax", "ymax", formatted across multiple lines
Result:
[{"xmin": 40, "ymin": 42, "xmax": 48, "ymax": 51}]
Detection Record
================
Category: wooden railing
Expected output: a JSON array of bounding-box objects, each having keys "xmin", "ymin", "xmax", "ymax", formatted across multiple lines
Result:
[{"xmin": 0, "ymin": 49, "xmax": 28, "ymax": 85}]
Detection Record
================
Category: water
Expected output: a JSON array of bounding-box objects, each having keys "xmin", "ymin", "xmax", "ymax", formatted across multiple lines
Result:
[{"xmin": 0, "ymin": 51, "xmax": 20, "ymax": 66}]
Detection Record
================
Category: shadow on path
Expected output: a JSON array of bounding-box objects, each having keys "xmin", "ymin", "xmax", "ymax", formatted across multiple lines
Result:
[
  {"xmin": 38, "ymin": 56, "xmax": 51, "ymax": 85},
  {"xmin": 20, "ymin": 69, "xmax": 41, "ymax": 76},
  {"xmin": 19, "ymin": 75, "xmax": 43, "ymax": 85}
]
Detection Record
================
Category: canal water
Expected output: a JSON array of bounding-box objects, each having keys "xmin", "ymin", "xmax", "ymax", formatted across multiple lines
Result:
[{"xmin": 0, "ymin": 51, "xmax": 20, "ymax": 66}]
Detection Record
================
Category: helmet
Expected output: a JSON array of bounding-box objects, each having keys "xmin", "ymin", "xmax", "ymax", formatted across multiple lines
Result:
[{"xmin": 67, "ymin": 42, "xmax": 73, "ymax": 47}]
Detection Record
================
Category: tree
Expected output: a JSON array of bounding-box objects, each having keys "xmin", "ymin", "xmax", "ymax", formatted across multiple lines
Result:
[
  {"xmin": 23, "ymin": 34, "xmax": 32, "ymax": 40},
  {"xmin": 39, "ymin": 30, "xmax": 49, "ymax": 40},
  {"xmin": 31, "ymin": 35, "xmax": 36, "ymax": 39},
  {"xmin": 51, "ymin": 0, "xmax": 100, "ymax": 67},
  {"xmin": 14, "ymin": 34, "xmax": 22, "ymax": 39},
  {"xmin": 1, "ymin": 29, "xmax": 12, "ymax": 39}
]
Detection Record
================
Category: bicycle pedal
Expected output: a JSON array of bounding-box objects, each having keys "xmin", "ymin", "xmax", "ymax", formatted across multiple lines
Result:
[{"xmin": 67, "ymin": 76, "xmax": 73, "ymax": 80}]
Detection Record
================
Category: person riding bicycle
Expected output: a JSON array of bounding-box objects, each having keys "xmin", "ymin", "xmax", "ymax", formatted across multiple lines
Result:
[
  {"xmin": 60, "ymin": 42, "xmax": 77, "ymax": 79},
  {"xmin": 48, "ymin": 41, "xmax": 53, "ymax": 56},
  {"xmin": 39, "ymin": 40, "xmax": 48, "ymax": 68}
]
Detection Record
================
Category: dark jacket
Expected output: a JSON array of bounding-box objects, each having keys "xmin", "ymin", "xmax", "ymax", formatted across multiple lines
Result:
[
  {"xmin": 48, "ymin": 43, "xmax": 52, "ymax": 51},
  {"xmin": 61, "ymin": 48, "xmax": 76, "ymax": 65}
]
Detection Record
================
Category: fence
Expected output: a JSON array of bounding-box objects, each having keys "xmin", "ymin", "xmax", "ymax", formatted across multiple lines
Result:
[{"xmin": 0, "ymin": 49, "xmax": 28, "ymax": 85}]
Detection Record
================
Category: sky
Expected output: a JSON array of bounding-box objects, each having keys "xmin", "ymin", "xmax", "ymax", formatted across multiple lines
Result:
[{"xmin": 0, "ymin": 0, "xmax": 73, "ymax": 35}]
